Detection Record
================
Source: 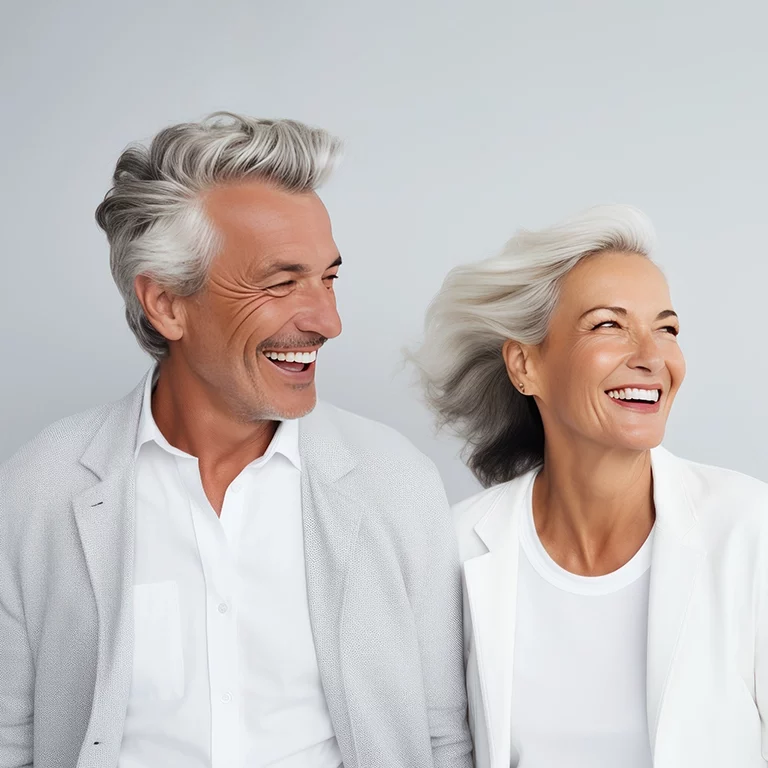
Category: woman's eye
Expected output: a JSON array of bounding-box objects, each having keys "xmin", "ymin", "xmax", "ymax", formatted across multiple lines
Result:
[{"xmin": 593, "ymin": 320, "xmax": 619, "ymax": 330}]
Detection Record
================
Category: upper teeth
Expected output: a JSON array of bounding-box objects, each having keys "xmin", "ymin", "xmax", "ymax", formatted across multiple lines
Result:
[
  {"xmin": 264, "ymin": 350, "xmax": 317, "ymax": 364},
  {"xmin": 607, "ymin": 388, "xmax": 660, "ymax": 402}
]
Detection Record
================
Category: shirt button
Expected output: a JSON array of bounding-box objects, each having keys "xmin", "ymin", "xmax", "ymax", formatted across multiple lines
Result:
[
  {"xmin": 217, "ymin": 602, "xmax": 228, "ymax": 614},
  {"xmin": 221, "ymin": 692, "xmax": 232, "ymax": 704}
]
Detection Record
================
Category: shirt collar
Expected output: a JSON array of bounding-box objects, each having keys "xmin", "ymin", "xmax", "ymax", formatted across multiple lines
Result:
[{"xmin": 135, "ymin": 366, "xmax": 302, "ymax": 471}]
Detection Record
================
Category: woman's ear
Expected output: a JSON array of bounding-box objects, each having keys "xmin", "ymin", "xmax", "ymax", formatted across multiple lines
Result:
[
  {"xmin": 502, "ymin": 339, "xmax": 532, "ymax": 395},
  {"xmin": 134, "ymin": 275, "xmax": 185, "ymax": 342}
]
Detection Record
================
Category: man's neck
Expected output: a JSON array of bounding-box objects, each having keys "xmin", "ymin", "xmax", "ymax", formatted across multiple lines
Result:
[{"xmin": 150, "ymin": 360, "xmax": 278, "ymax": 515}]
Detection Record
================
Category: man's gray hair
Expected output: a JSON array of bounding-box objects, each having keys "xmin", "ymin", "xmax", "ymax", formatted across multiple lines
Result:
[
  {"xmin": 96, "ymin": 112, "xmax": 343, "ymax": 360},
  {"xmin": 409, "ymin": 204, "xmax": 657, "ymax": 487}
]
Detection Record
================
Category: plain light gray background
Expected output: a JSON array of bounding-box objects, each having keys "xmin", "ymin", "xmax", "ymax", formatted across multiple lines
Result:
[{"xmin": 2, "ymin": 0, "xmax": 767, "ymax": 503}]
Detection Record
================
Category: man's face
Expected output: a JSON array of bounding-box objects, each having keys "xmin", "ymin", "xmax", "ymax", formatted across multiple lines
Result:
[{"xmin": 173, "ymin": 180, "xmax": 342, "ymax": 421}]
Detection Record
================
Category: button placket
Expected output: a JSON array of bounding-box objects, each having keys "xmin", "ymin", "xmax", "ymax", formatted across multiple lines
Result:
[{"xmin": 180, "ymin": 458, "xmax": 242, "ymax": 767}]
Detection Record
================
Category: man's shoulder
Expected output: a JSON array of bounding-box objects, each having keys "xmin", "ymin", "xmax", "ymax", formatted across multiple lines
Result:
[
  {"xmin": 2, "ymin": 376, "xmax": 146, "ymax": 489},
  {"xmin": 306, "ymin": 400, "xmax": 436, "ymax": 472},
  {"xmin": 1, "ymin": 403, "xmax": 112, "ymax": 483},
  {"xmin": 304, "ymin": 402, "xmax": 454, "ymax": 539},
  {"xmin": 0, "ymin": 402, "xmax": 120, "ymax": 551}
]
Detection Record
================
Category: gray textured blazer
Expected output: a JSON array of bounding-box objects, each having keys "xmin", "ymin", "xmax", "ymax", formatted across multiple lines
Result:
[{"xmin": 0, "ymin": 375, "xmax": 471, "ymax": 768}]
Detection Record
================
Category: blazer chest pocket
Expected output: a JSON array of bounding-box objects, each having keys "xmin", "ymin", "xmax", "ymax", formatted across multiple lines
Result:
[{"xmin": 131, "ymin": 581, "xmax": 185, "ymax": 700}]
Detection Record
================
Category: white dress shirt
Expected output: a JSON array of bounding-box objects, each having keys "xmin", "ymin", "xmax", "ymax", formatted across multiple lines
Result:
[
  {"xmin": 510, "ymin": 479, "xmax": 654, "ymax": 767},
  {"xmin": 118, "ymin": 370, "xmax": 342, "ymax": 768}
]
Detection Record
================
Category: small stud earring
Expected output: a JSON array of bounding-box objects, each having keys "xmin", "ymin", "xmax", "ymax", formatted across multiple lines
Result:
[{"xmin": 519, "ymin": 383, "xmax": 525, "ymax": 392}]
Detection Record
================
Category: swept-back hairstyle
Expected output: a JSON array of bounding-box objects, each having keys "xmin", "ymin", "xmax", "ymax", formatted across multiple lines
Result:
[
  {"xmin": 409, "ymin": 204, "xmax": 657, "ymax": 487},
  {"xmin": 96, "ymin": 112, "xmax": 343, "ymax": 360}
]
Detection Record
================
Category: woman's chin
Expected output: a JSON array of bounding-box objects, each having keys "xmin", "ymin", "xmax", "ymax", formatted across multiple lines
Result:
[{"xmin": 605, "ymin": 431, "xmax": 665, "ymax": 454}]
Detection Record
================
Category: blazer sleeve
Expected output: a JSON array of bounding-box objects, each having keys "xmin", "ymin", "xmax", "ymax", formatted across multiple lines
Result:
[
  {"xmin": 0, "ymin": 542, "xmax": 34, "ymax": 768},
  {"xmin": 409, "ymin": 459, "xmax": 473, "ymax": 768},
  {"xmin": 757, "ymin": 554, "xmax": 768, "ymax": 761}
]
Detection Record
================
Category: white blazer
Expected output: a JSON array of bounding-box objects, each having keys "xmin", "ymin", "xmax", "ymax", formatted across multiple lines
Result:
[{"xmin": 454, "ymin": 446, "xmax": 768, "ymax": 768}]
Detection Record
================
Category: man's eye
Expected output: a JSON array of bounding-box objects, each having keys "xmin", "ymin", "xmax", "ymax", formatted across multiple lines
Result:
[
  {"xmin": 662, "ymin": 325, "xmax": 680, "ymax": 336},
  {"xmin": 267, "ymin": 281, "xmax": 296, "ymax": 292},
  {"xmin": 323, "ymin": 274, "xmax": 339, "ymax": 283}
]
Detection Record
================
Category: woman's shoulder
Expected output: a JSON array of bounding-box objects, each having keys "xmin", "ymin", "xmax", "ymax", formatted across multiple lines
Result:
[
  {"xmin": 657, "ymin": 447, "xmax": 768, "ymax": 536},
  {"xmin": 663, "ymin": 447, "xmax": 768, "ymax": 499}
]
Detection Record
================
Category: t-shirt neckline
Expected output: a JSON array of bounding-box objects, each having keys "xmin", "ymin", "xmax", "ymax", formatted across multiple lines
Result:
[{"xmin": 519, "ymin": 471, "xmax": 655, "ymax": 596}]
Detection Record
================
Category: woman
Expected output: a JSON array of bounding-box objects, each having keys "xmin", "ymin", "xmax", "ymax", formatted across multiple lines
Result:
[{"xmin": 411, "ymin": 205, "xmax": 768, "ymax": 767}]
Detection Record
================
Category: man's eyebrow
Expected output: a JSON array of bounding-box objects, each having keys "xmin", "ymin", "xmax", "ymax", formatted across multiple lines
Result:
[
  {"xmin": 258, "ymin": 254, "xmax": 342, "ymax": 280},
  {"xmin": 656, "ymin": 309, "xmax": 678, "ymax": 321},
  {"xmin": 261, "ymin": 261, "xmax": 311, "ymax": 278}
]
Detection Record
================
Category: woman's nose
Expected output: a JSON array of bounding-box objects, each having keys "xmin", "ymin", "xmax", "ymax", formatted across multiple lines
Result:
[{"xmin": 627, "ymin": 332, "xmax": 664, "ymax": 373}]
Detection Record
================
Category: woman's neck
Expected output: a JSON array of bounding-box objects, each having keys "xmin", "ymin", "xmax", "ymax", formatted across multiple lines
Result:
[{"xmin": 533, "ymin": 438, "xmax": 655, "ymax": 576}]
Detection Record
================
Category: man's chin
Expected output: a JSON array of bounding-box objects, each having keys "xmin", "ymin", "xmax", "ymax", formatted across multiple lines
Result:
[{"xmin": 271, "ymin": 392, "xmax": 318, "ymax": 421}]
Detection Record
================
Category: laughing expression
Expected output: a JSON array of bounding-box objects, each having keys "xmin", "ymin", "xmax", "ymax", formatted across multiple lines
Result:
[
  {"xmin": 173, "ymin": 180, "xmax": 343, "ymax": 421},
  {"xmin": 519, "ymin": 250, "xmax": 686, "ymax": 453}
]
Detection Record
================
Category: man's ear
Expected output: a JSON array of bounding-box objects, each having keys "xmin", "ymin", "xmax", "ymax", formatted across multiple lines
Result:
[
  {"xmin": 502, "ymin": 339, "xmax": 534, "ymax": 395},
  {"xmin": 133, "ymin": 275, "xmax": 185, "ymax": 342}
]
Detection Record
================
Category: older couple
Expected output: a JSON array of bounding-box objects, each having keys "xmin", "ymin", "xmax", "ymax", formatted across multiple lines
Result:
[{"xmin": 1, "ymin": 113, "xmax": 765, "ymax": 768}]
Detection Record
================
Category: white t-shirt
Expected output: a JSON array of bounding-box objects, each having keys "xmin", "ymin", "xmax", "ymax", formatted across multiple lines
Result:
[{"xmin": 510, "ymin": 478, "xmax": 655, "ymax": 768}]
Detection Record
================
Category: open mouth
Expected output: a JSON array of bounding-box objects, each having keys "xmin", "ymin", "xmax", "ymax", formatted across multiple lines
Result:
[
  {"xmin": 605, "ymin": 387, "xmax": 662, "ymax": 406},
  {"xmin": 262, "ymin": 349, "xmax": 317, "ymax": 374}
]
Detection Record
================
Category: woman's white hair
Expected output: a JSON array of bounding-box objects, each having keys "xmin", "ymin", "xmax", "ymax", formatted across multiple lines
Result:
[
  {"xmin": 409, "ymin": 204, "xmax": 657, "ymax": 487},
  {"xmin": 96, "ymin": 112, "xmax": 343, "ymax": 360}
]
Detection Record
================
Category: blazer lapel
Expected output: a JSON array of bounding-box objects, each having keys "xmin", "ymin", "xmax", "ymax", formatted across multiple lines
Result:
[
  {"xmin": 298, "ymin": 404, "xmax": 362, "ymax": 762},
  {"xmin": 463, "ymin": 477, "xmax": 531, "ymax": 768},
  {"xmin": 646, "ymin": 447, "xmax": 706, "ymax": 757},
  {"xmin": 72, "ymin": 377, "xmax": 145, "ymax": 755}
]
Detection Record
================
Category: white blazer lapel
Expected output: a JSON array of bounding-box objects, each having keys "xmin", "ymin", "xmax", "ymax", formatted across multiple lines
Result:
[
  {"xmin": 463, "ymin": 477, "xmax": 531, "ymax": 768},
  {"xmin": 646, "ymin": 448, "xmax": 706, "ymax": 757}
]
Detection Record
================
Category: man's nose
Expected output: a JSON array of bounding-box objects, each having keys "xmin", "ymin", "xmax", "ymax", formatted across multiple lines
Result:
[{"xmin": 295, "ymin": 282, "xmax": 342, "ymax": 340}]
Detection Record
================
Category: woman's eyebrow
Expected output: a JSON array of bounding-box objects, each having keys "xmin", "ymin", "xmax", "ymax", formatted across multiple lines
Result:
[
  {"xmin": 579, "ymin": 305, "xmax": 628, "ymax": 320},
  {"xmin": 578, "ymin": 306, "xmax": 678, "ymax": 321}
]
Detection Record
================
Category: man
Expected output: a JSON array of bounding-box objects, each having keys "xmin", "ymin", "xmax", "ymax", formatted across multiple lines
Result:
[{"xmin": 0, "ymin": 113, "xmax": 471, "ymax": 768}]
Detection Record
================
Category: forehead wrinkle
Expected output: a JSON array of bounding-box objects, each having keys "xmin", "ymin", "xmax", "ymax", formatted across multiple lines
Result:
[{"xmin": 203, "ymin": 183, "xmax": 333, "ymax": 280}]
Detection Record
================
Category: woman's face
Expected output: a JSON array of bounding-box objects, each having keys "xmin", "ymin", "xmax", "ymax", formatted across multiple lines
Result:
[{"xmin": 512, "ymin": 251, "xmax": 686, "ymax": 453}]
